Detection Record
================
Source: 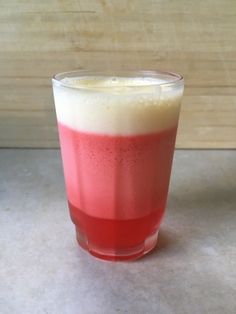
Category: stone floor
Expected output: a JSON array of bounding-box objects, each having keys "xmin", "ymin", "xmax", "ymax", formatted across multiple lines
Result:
[{"xmin": 0, "ymin": 150, "xmax": 235, "ymax": 314}]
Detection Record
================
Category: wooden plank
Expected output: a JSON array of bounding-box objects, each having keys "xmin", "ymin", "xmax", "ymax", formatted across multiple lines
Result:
[
  {"xmin": 177, "ymin": 126, "xmax": 236, "ymax": 149},
  {"xmin": 0, "ymin": 0, "xmax": 236, "ymax": 148},
  {"xmin": 1, "ymin": 55, "xmax": 236, "ymax": 88}
]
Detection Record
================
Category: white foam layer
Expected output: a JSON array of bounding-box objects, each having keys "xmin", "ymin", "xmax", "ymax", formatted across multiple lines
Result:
[{"xmin": 53, "ymin": 76, "xmax": 183, "ymax": 135}]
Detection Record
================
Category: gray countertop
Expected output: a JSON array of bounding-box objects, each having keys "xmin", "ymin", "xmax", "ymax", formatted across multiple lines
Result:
[{"xmin": 0, "ymin": 150, "xmax": 236, "ymax": 314}]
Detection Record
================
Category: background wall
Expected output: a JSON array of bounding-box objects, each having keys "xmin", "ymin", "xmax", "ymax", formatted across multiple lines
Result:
[{"xmin": 0, "ymin": 0, "xmax": 236, "ymax": 148}]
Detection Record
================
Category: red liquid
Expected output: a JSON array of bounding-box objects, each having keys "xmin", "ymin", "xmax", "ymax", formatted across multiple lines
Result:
[{"xmin": 58, "ymin": 123, "xmax": 177, "ymax": 260}]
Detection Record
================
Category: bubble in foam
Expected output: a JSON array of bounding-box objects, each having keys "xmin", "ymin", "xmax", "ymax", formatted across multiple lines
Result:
[{"xmin": 111, "ymin": 77, "xmax": 118, "ymax": 83}]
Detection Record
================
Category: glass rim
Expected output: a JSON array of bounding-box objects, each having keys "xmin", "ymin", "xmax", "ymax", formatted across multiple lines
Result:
[{"xmin": 52, "ymin": 69, "xmax": 184, "ymax": 90}]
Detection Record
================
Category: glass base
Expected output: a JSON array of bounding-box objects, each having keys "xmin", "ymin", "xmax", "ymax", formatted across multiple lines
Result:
[{"xmin": 76, "ymin": 227, "xmax": 159, "ymax": 261}]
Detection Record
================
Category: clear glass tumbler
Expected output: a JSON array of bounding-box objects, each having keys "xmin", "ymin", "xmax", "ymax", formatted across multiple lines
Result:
[{"xmin": 52, "ymin": 70, "xmax": 184, "ymax": 261}]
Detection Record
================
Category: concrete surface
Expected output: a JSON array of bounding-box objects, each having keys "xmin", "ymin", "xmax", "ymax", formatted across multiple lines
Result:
[{"xmin": 0, "ymin": 149, "xmax": 236, "ymax": 314}]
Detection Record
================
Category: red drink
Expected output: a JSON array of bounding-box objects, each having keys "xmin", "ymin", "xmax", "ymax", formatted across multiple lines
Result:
[{"xmin": 53, "ymin": 71, "xmax": 184, "ymax": 260}]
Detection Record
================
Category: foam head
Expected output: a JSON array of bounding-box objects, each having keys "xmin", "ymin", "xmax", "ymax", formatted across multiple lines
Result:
[{"xmin": 53, "ymin": 74, "xmax": 184, "ymax": 135}]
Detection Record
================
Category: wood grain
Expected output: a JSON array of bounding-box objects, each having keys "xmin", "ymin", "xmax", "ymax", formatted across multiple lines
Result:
[{"xmin": 0, "ymin": 0, "xmax": 236, "ymax": 148}]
